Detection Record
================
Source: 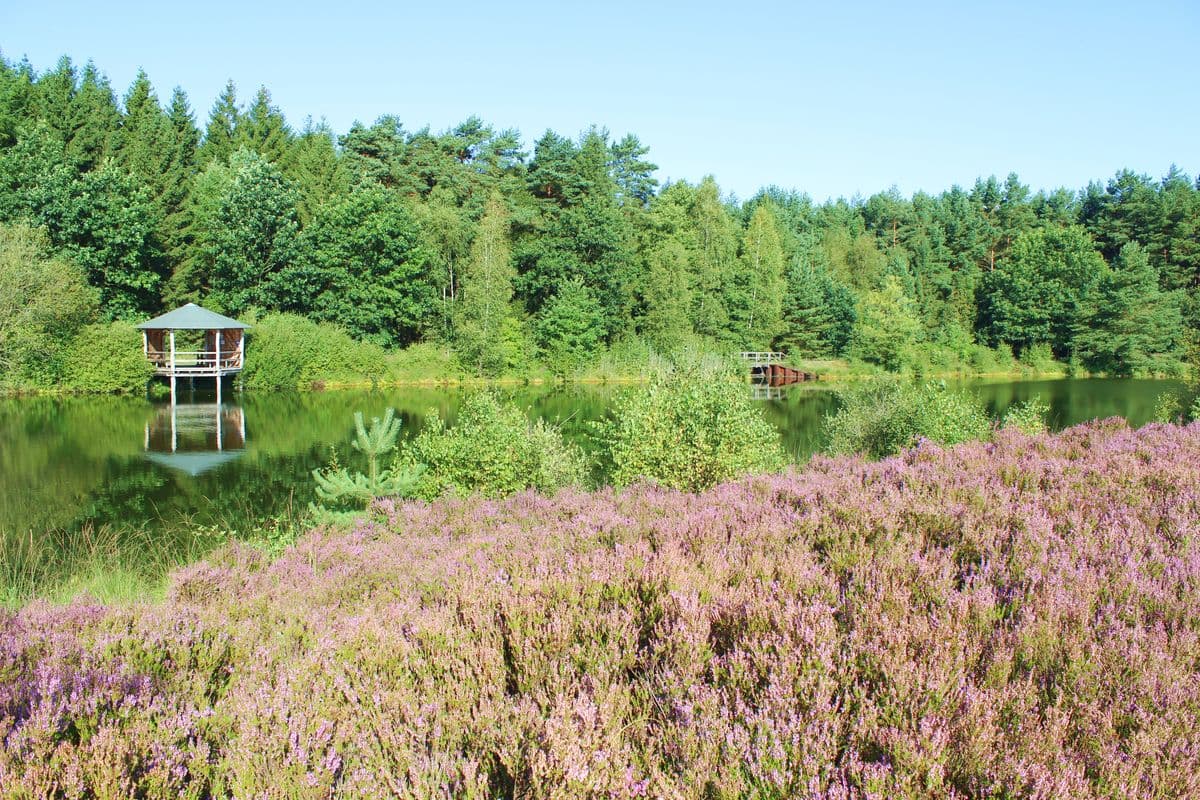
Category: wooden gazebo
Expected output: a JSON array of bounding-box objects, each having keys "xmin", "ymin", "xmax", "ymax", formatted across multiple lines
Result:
[{"xmin": 136, "ymin": 303, "xmax": 249, "ymax": 404}]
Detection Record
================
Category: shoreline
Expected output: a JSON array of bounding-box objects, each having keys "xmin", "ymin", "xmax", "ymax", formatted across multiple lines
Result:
[{"xmin": 0, "ymin": 359, "xmax": 1186, "ymax": 398}]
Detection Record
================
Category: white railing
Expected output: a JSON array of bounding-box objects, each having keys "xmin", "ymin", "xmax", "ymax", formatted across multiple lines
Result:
[
  {"xmin": 738, "ymin": 351, "xmax": 785, "ymax": 367},
  {"xmin": 150, "ymin": 350, "xmax": 243, "ymax": 375}
]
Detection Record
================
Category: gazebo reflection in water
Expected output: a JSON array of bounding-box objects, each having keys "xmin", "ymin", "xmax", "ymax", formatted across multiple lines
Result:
[{"xmin": 144, "ymin": 403, "xmax": 246, "ymax": 476}]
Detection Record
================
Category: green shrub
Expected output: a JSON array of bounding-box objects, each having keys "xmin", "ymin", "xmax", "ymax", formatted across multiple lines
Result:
[
  {"xmin": 61, "ymin": 322, "xmax": 155, "ymax": 393},
  {"xmin": 1000, "ymin": 396, "xmax": 1050, "ymax": 434},
  {"xmin": 1019, "ymin": 342, "xmax": 1059, "ymax": 374},
  {"xmin": 241, "ymin": 313, "xmax": 389, "ymax": 389},
  {"xmin": 0, "ymin": 222, "xmax": 99, "ymax": 389},
  {"xmin": 598, "ymin": 376, "xmax": 785, "ymax": 492},
  {"xmin": 403, "ymin": 393, "xmax": 586, "ymax": 499},
  {"xmin": 823, "ymin": 379, "xmax": 991, "ymax": 459},
  {"xmin": 387, "ymin": 341, "xmax": 465, "ymax": 381}
]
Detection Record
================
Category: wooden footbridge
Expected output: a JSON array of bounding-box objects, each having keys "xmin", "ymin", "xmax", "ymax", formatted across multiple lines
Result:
[{"xmin": 738, "ymin": 352, "xmax": 816, "ymax": 386}]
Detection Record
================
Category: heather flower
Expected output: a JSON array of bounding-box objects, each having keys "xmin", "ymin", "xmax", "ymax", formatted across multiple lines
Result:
[{"xmin": 1, "ymin": 420, "xmax": 1198, "ymax": 798}]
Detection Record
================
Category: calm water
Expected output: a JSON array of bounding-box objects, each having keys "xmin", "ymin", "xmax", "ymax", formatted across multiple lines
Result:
[{"xmin": 0, "ymin": 378, "xmax": 1181, "ymax": 542}]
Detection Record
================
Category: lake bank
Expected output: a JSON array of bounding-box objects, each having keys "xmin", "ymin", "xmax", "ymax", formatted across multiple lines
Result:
[{"xmin": 0, "ymin": 377, "xmax": 1184, "ymax": 606}]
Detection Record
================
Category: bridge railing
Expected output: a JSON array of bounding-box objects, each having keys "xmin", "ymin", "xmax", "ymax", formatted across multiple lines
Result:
[{"xmin": 737, "ymin": 351, "xmax": 785, "ymax": 366}]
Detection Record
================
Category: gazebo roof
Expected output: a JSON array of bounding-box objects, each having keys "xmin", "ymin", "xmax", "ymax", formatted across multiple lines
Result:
[
  {"xmin": 136, "ymin": 303, "xmax": 250, "ymax": 331},
  {"xmin": 144, "ymin": 450, "xmax": 244, "ymax": 476}
]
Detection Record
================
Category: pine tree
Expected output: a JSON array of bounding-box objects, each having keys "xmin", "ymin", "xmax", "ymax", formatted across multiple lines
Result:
[
  {"xmin": 285, "ymin": 119, "xmax": 348, "ymax": 224},
  {"xmin": 238, "ymin": 86, "xmax": 292, "ymax": 163},
  {"xmin": 1075, "ymin": 243, "xmax": 1183, "ymax": 375},
  {"xmin": 64, "ymin": 61, "xmax": 120, "ymax": 171},
  {"xmin": 537, "ymin": 278, "xmax": 604, "ymax": 374},
  {"xmin": 197, "ymin": 80, "xmax": 240, "ymax": 165}
]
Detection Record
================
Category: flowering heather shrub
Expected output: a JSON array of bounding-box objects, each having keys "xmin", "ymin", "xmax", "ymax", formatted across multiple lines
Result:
[{"xmin": 2, "ymin": 420, "xmax": 1200, "ymax": 798}]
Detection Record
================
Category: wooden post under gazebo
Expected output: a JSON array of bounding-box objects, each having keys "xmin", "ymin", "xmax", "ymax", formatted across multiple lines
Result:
[{"xmin": 136, "ymin": 303, "xmax": 250, "ymax": 405}]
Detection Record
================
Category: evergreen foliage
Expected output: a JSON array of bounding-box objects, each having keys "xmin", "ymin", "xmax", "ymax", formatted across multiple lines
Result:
[
  {"xmin": 312, "ymin": 409, "xmax": 424, "ymax": 507},
  {"xmin": 0, "ymin": 52, "xmax": 1195, "ymax": 386}
]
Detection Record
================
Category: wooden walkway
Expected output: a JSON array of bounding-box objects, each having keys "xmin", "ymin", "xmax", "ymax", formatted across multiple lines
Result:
[{"xmin": 737, "ymin": 352, "xmax": 816, "ymax": 385}]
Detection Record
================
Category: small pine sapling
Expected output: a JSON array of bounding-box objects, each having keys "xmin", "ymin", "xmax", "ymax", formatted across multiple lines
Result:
[{"xmin": 312, "ymin": 409, "xmax": 425, "ymax": 506}]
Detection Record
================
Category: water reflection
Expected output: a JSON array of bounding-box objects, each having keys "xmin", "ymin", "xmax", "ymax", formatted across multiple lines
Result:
[{"xmin": 144, "ymin": 403, "xmax": 246, "ymax": 476}]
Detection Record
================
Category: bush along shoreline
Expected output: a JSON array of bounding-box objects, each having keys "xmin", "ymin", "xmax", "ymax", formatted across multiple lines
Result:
[{"xmin": 2, "ymin": 419, "xmax": 1199, "ymax": 796}]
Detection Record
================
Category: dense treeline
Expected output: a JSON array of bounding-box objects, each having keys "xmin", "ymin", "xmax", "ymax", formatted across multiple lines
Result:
[{"xmin": 1, "ymin": 53, "xmax": 1197, "ymax": 386}]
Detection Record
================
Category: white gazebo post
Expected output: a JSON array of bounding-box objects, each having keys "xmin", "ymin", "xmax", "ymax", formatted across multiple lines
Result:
[
  {"xmin": 215, "ymin": 330, "xmax": 222, "ymax": 407},
  {"xmin": 169, "ymin": 329, "xmax": 177, "ymax": 405}
]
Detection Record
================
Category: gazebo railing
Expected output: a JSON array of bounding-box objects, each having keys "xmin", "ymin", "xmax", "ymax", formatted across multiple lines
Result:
[{"xmin": 148, "ymin": 350, "xmax": 243, "ymax": 375}]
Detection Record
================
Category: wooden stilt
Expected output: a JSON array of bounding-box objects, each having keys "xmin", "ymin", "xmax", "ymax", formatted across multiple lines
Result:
[
  {"xmin": 169, "ymin": 329, "xmax": 176, "ymax": 406},
  {"xmin": 215, "ymin": 330, "xmax": 222, "ymax": 407}
]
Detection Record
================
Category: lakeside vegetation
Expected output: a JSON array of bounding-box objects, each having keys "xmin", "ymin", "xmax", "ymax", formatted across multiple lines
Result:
[
  {"xmin": 1, "ymin": 374, "xmax": 1060, "ymax": 606},
  {"xmin": 4, "ymin": 418, "xmax": 1198, "ymax": 796},
  {"xmin": 0, "ymin": 54, "xmax": 1197, "ymax": 394}
]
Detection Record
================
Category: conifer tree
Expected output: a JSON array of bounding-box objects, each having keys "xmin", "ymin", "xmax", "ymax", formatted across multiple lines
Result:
[
  {"xmin": 536, "ymin": 278, "xmax": 604, "ymax": 374},
  {"xmin": 238, "ymin": 86, "xmax": 292, "ymax": 164},
  {"xmin": 285, "ymin": 119, "xmax": 348, "ymax": 224},
  {"xmin": 64, "ymin": 62, "xmax": 119, "ymax": 171},
  {"xmin": 1075, "ymin": 243, "xmax": 1183, "ymax": 375},
  {"xmin": 197, "ymin": 80, "xmax": 240, "ymax": 165}
]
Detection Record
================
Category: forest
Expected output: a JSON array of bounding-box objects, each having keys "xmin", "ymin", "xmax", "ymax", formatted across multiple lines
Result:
[{"xmin": 1, "ymin": 53, "xmax": 1197, "ymax": 387}]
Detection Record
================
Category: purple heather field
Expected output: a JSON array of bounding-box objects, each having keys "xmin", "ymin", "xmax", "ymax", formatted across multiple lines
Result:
[{"xmin": 2, "ymin": 420, "xmax": 1198, "ymax": 798}]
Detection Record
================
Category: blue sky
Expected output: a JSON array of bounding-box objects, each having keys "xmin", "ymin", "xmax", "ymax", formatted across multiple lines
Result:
[{"xmin": 2, "ymin": 0, "xmax": 1196, "ymax": 201}]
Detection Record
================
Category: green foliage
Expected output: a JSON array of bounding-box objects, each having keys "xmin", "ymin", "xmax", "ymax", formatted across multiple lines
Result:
[
  {"xmin": 454, "ymin": 193, "xmax": 521, "ymax": 374},
  {"xmin": 779, "ymin": 254, "xmax": 856, "ymax": 357},
  {"xmin": 1000, "ymin": 396, "xmax": 1050, "ymax": 435},
  {"xmin": 1015, "ymin": 342, "xmax": 1058, "ymax": 375},
  {"xmin": 0, "ymin": 125, "xmax": 163, "ymax": 318},
  {"xmin": 403, "ymin": 393, "xmax": 587, "ymax": 500},
  {"xmin": 0, "ymin": 222, "xmax": 98, "ymax": 387},
  {"xmin": 1073, "ymin": 243, "xmax": 1183, "ymax": 375},
  {"xmin": 823, "ymin": 380, "xmax": 991, "ymax": 459},
  {"xmin": 850, "ymin": 275, "xmax": 923, "ymax": 371},
  {"xmin": 240, "ymin": 313, "xmax": 389, "ymax": 389},
  {"xmin": 61, "ymin": 322, "xmax": 155, "ymax": 393},
  {"xmin": 312, "ymin": 409, "xmax": 424, "ymax": 507},
  {"xmin": 599, "ymin": 376, "xmax": 785, "ymax": 492},
  {"xmin": 536, "ymin": 278, "xmax": 605, "ymax": 375},
  {"xmin": 281, "ymin": 186, "xmax": 434, "ymax": 347},
  {"xmin": 728, "ymin": 203, "xmax": 786, "ymax": 348},
  {"xmin": 0, "ymin": 52, "xmax": 1198, "ymax": 392},
  {"xmin": 202, "ymin": 148, "xmax": 300, "ymax": 315},
  {"xmin": 978, "ymin": 225, "xmax": 1107, "ymax": 359}
]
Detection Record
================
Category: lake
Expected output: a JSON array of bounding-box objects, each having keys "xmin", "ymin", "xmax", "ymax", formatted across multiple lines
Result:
[{"xmin": 0, "ymin": 378, "xmax": 1181, "ymax": 599}]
